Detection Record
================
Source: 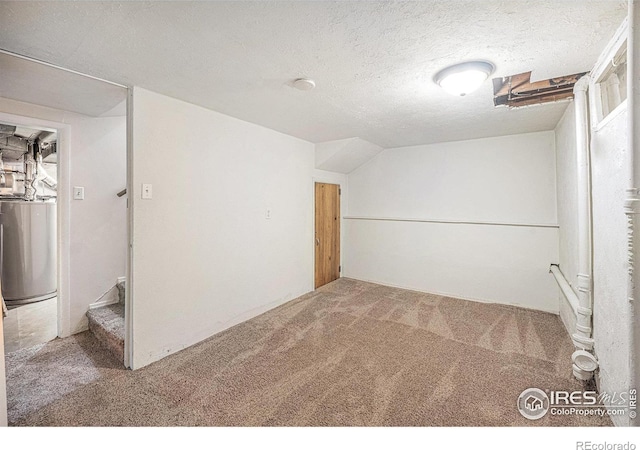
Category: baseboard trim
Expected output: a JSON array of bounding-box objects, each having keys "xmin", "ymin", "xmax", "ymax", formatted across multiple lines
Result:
[
  {"xmin": 88, "ymin": 297, "xmax": 119, "ymax": 310},
  {"xmin": 88, "ymin": 284, "xmax": 120, "ymax": 310}
]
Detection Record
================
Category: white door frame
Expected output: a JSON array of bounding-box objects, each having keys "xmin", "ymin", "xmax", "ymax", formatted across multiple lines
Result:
[
  {"xmin": 0, "ymin": 112, "xmax": 72, "ymax": 338},
  {"xmin": 124, "ymin": 88, "xmax": 133, "ymax": 369}
]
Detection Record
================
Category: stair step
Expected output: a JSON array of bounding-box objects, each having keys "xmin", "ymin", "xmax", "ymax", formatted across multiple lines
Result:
[{"xmin": 86, "ymin": 303, "xmax": 124, "ymax": 364}]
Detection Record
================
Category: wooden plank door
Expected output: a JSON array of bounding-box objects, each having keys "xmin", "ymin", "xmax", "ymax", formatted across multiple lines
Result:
[{"xmin": 315, "ymin": 183, "xmax": 340, "ymax": 289}]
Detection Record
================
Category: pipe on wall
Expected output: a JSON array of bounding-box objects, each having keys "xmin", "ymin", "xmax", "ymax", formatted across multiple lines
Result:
[
  {"xmin": 35, "ymin": 154, "xmax": 57, "ymax": 190},
  {"xmin": 626, "ymin": 0, "xmax": 640, "ymax": 427},
  {"xmin": 571, "ymin": 75, "xmax": 599, "ymax": 381},
  {"xmin": 549, "ymin": 264, "xmax": 579, "ymax": 315},
  {"xmin": 23, "ymin": 153, "xmax": 36, "ymax": 201}
]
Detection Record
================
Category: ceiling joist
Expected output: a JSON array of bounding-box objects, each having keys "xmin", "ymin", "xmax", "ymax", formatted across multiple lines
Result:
[{"xmin": 493, "ymin": 71, "xmax": 588, "ymax": 108}]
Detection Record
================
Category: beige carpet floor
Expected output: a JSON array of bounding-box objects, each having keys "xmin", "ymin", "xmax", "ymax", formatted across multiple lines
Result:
[{"xmin": 5, "ymin": 278, "xmax": 610, "ymax": 426}]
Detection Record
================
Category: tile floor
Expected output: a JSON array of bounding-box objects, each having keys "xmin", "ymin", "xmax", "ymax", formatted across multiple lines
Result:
[{"xmin": 3, "ymin": 297, "xmax": 57, "ymax": 353}]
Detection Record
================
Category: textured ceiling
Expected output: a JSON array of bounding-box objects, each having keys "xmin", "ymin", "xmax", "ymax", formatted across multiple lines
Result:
[
  {"xmin": 0, "ymin": 52, "xmax": 126, "ymax": 117},
  {"xmin": 0, "ymin": 1, "xmax": 628, "ymax": 148}
]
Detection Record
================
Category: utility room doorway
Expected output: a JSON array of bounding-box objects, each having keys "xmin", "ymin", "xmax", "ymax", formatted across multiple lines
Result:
[{"xmin": 314, "ymin": 182, "xmax": 340, "ymax": 289}]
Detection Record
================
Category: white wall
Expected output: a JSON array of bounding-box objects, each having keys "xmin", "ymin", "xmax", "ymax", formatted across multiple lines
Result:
[
  {"xmin": 590, "ymin": 104, "xmax": 630, "ymax": 425},
  {"xmin": 553, "ymin": 22, "xmax": 631, "ymax": 425},
  {"xmin": 345, "ymin": 131, "xmax": 560, "ymax": 312},
  {"xmin": 555, "ymin": 96, "xmax": 630, "ymax": 426},
  {"xmin": 554, "ymin": 102, "xmax": 579, "ymax": 334},
  {"xmin": 130, "ymin": 88, "xmax": 314, "ymax": 368},
  {"xmin": 69, "ymin": 116, "xmax": 127, "ymax": 332},
  {"xmin": 0, "ymin": 97, "xmax": 127, "ymax": 335}
]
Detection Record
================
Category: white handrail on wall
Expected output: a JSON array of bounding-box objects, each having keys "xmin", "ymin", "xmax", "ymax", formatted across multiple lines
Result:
[{"xmin": 343, "ymin": 216, "xmax": 559, "ymax": 229}]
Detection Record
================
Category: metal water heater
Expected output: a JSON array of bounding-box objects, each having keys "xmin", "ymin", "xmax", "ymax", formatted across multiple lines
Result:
[{"xmin": 0, "ymin": 200, "xmax": 57, "ymax": 306}]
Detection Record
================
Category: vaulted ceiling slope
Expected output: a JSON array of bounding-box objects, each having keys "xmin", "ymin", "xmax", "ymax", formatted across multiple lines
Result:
[
  {"xmin": 0, "ymin": 52, "xmax": 127, "ymax": 117},
  {"xmin": 0, "ymin": 1, "xmax": 627, "ymax": 148}
]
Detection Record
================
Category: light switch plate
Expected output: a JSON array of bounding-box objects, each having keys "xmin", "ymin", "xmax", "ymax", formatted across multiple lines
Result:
[
  {"xmin": 73, "ymin": 186, "xmax": 84, "ymax": 200},
  {"xmin": 142, "ymin": 184, "xmax": 153, "ymax": 199}
]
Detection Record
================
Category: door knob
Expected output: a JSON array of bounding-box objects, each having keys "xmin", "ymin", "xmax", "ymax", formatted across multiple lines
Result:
[{"xmin": 316, "ymin": 238, "xmax": 320, "ymax": 246}]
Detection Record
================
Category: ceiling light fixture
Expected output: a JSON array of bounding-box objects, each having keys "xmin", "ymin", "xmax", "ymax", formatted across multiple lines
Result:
[
  {"xmin": 292, "ymin": 78, "xmax": 316, "ymax": 91},
  {"xmin": 434, "ymin": 61, "xmax": 495, "ymax": 97}
]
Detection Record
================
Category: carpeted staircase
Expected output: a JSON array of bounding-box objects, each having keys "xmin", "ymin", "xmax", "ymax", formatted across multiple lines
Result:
[{"xmin": 86, "ymin": 279, "xmax": 125, "ymax": 365}]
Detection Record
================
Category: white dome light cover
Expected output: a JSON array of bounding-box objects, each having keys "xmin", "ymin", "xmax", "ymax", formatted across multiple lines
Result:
[
  {"xmin": 434, "ymin": 61, "xmax": 495, "ymax": 96},
  {"xmin": 292, "ymin": 78, "xmax": 316, "ymax": 91}
]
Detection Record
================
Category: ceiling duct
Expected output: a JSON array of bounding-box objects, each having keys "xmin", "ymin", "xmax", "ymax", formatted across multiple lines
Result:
[
  {"xmin": 493, "ymin": 71, "xmax": 588, "ymax": 108},
  {"xmin": 0, "ymin": 135, "xmax": 28, "ymax": 156},
  {"xmin": 40, "ymin": 142, "xmax": 56, "ymax": 161},
  {"xmin": 0, "ymin": 124, "xmax": 16, "ymax": 136},
  {"xmin": 37, "ymin": 131, "xmax": 56, "ymax": 144},
  {"xmin": 0, "ymin": 124, "xmax": 57, "ymax": 161}
]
